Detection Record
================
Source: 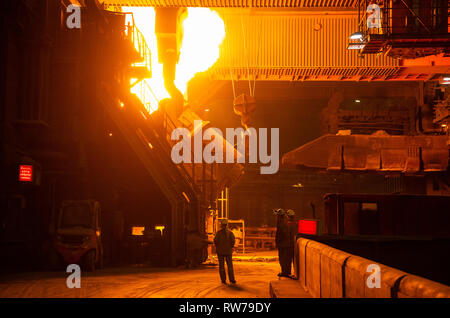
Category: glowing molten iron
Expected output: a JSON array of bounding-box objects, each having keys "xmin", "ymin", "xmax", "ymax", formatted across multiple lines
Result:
[{"xmin": 125, "ymin": 7, "xmax": 225, "ymax": 114}]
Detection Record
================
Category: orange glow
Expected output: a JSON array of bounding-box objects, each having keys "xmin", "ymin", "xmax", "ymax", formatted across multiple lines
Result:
[
  {"xmin": 132, "ymin": 226, "xmax": 145, "ymax": 236},
  {"xmin": 123, "ymin": 7, "xmax": 225, "ymax": 114},
  {"xmin": 175, "ymin": 8, "xmax": 225, "ymax": 95},
  {"xmin": 182, "ymin": 191, "xmax": 190, "ymax": 203},
  {"xmin": 155, "ymin": 225, "xmax": 165, "ymax": 235}
]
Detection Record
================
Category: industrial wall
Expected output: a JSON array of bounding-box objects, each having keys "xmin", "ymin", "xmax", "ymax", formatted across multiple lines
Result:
[
  {"xmin": 229, "ymin": 167, "xmax": 428, "ymax": 228},
  {"xmin": 210, "ymin": 9, "xmax": 400, "ymax": 81}
]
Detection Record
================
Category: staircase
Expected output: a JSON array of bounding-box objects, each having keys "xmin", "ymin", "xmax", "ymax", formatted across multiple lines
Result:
[
  {"xmin": 96, "ymin": 10, "xmax": 245, "ymax": 265},
  {"xmin": 361, "ymin": 35, "xmax": 386, "ymax": 55},
  {"xmin": 96, "ymin": 12, "xmax": 202, "ymax": 265}
]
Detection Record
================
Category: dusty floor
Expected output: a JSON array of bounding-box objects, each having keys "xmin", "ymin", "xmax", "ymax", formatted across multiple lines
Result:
[{"xmin": 0, "ymin": 261, "xmax": 281, "ymax": 298}]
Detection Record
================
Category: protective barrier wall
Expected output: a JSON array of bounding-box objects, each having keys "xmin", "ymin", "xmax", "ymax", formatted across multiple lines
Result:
[{"xmin": 296, "ymin": 237, "xmax": 450, "ymax": 298}]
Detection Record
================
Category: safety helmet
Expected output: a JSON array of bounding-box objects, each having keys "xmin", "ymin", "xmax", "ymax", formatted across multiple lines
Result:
[
  {"xmin": 273, "ymin": 208, "xmax": 286, "ymax": 216},
  {"xmin": 220, "ymin": 219, "xmax": 228, "ymax": 225},
  {"xmin": 286, "ymin": 209, "xmax": 295, "ymax": 216}
]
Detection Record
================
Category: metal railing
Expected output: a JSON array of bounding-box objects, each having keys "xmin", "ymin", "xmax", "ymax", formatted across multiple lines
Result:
[
  {"xmin": 357, "ymin": 0, "xmax": 450, "ymax": 36},
  {"xmin": 132, "ymin": 79, "xmax": 159, "ymax": 114},
  {"xmin": 117, "ymin": 12, "xmax": 157, "ymax": 115},
  {"xmin": 121, "ymin": 12, "xmax": 151, "ymax": 76},
  {"xmin": 111, "ymin": 10, "xmax": 217, "ymax": 206}
]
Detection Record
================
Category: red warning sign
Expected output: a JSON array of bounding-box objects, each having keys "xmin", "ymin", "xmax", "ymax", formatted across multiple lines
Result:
[
  {"xmin": 19, "ymin": 165, "xmax": 33, "ymax": 182},
  {"xmin": 298, "ymin": 219, "xmax": 318, "ymax": 235}
]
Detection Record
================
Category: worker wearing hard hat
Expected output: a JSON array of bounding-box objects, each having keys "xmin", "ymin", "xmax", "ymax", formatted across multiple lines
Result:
[
  {"xmin": 286, "ymin": 209, "xmax": 298, "ymax": 276},
  {"xmin": 275, "ymin": 209, "xmax": 297, "ymax": 278},
  {"xmin": 275, "ymin": 208, "xmax": 290, "ymax": 277},
  {"xmin": 214, "ymin": 219, "xmax": 236, "ymax": 284}
]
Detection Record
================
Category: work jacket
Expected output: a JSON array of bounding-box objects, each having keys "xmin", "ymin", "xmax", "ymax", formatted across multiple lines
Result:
[
  {"xmin": 214, "ymin": 228, "xmax": 235, "ymax": 255},
  {"xmin": 287, "ymin": 220, "xmax": 298, "ymax": 249},
  {"xmin": 276, "ymin": 222, "xmax": 290, "ymax": 249}
]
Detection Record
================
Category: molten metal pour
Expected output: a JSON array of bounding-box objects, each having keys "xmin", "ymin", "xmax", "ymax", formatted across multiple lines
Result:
[{"xmin": 155, "ymin": 7, "xmax": 187, "ymax": 117}]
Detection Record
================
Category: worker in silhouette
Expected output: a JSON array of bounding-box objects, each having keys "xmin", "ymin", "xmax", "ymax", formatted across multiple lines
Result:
[
  {"xmin": 286, "ymin": 209, "xmax": 298, "ymax": 277},
  {"xmin": 214, "ymin": 219, "xmax": 236, "ymax": 284},
  {"xmin": 275, "ymin": 209, "xmax": 298, "ymax": 278},
  {"xmin": 275, "ymin": 208, "xmax": 290, "ymax": 277}
]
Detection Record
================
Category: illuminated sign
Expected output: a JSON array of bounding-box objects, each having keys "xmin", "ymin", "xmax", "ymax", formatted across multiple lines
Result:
[
  {"xmin": 347, "ymin": 43, "xmax": 366, "ymax": 50},
  {"xmin": 19, "ymin": 165, "xmax": 33, "ymax": 182},
  {"xmin": 298, "ymin": 219, "xmax": 318, "ymax": 235},
  {"xmin": 132, "ymin": 226, "xmax": 145, "ymax": 236},
  {"xmin": 155, "ymin": 225, "xmax": 165, "ymax": 235}
]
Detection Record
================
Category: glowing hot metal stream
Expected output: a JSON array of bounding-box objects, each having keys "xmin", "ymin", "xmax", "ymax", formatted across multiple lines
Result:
[{"xmin": 124, "ymin": 7, "xmax": 225, "ymax": 114}]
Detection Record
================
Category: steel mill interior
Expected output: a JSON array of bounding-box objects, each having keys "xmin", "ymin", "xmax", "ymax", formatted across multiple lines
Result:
[{"xmin": 0, "ymin": 0, "xmax": 449, "ymax": 299}]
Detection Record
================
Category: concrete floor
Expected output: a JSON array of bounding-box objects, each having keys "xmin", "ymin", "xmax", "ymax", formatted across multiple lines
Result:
[{"xmin": 0, "ymin": 261, "xmax": 280, "ymax": 298}]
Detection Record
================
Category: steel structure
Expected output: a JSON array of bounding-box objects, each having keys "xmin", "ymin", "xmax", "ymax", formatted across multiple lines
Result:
[
  {"xmin": 282, "ymin": 133, "xmax": 449, "ymax": 172},
  {"xmin": 102, "ymin": 0, "xmax": 359, "ymax": 8},
  {"xmin": 101, "ymin": 1, "xmax": 450, "ymax": 82},
  {"xmin": 209, "ymin": 9, "xmax": 450, "ymax": 82},
  {"xmin": 351, "ymin": 0, "xmax": 450, "ymax": 58}
]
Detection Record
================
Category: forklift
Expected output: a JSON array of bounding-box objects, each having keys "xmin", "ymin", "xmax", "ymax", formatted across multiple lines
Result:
[{"xmin": 53, "ymin": 200, "xmax": 103, "ymax": 271}]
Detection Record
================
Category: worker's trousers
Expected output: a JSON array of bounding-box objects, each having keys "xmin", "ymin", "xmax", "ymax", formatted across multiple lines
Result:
[
  {"xmin": 278, "ymin": 247, "xmax": 293, "ymax": 275},
  {"xmin": 218, "ymin": 254, "xmax": 235, "ymax": 283}
]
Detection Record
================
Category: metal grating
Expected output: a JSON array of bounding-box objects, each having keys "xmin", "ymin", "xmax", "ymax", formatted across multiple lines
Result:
[
  {"xmin": 101, "ymin": 0, "xmax": 359, "ymax": 8},
  {"xmin": 208, "ymin": 67, "xmax": 402, "ymax": 81}
]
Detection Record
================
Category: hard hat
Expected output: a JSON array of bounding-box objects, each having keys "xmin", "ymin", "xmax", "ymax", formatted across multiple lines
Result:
[
  {"xmin": 286, "ymin": 209, "xmax": 295, "ymax": 216},
  {"xmin": 220, "ymin": 219, "xmax": 228, "ymax": 225},
  {"xmin": 273, "ymin": 208, "xmax": 286, "ymax": 216}
]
